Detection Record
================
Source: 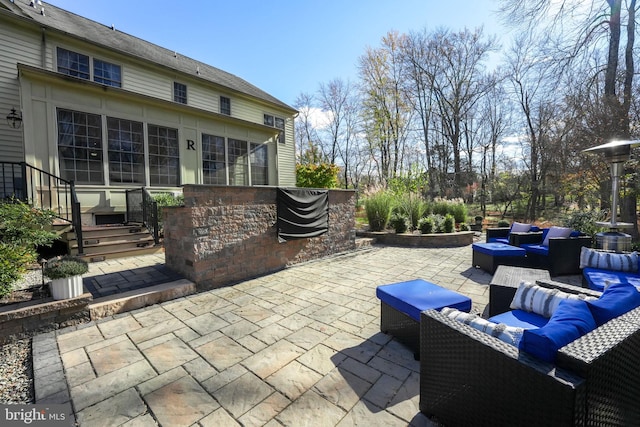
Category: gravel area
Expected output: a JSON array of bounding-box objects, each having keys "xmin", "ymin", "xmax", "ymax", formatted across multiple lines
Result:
[
  {"xmin": 0, "ymin": 339, "xmax": 34, "ymax": 404},
  {"xmin": 0, "ymin": 269, "xmax": 44, "ymax": 405}
]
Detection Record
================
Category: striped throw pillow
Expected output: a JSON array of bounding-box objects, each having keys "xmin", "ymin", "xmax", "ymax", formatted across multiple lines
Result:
[
  {"xmin": 509, "ymin": 281, "xmax": 596, "ymax": 318},
  {"xmin": 579, "ymin": 247, "xmax": 638, "ymax": 273},
  {"xmin": 442, "ymin": 307, "xmax": 524, "ymax": 347}
]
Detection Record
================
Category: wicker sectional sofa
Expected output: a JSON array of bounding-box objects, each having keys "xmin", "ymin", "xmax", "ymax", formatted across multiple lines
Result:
[{"xmin": 419, "ymin": 279, "xmax": 640, "ymax": 426}]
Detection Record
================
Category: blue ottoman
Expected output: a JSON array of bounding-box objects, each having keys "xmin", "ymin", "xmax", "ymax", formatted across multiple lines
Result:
[
  {"xmin": 472, "ymin": 242, "xmax": 527, "ymax": 274},
  {"xmin": 376, "ymin": 279, "xmax": 472, "ymax": 358}
]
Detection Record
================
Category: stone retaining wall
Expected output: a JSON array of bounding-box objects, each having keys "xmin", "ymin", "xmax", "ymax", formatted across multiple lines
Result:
[
  {"xmin": 0, "ymin": 293, "xmax": 92, "ymax": 343},
  {"xmin": 358, "ymin": 231, "xmax": 474, "ymax": 247},
  {"xmin": 163, "ymin": 185, "xmax": 356, "ymax": 291}
]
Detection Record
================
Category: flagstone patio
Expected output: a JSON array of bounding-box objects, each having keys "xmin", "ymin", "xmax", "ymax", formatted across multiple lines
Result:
[{"xmin": 33, "ymin": 245, "xmax": 499, "ymax": 426}]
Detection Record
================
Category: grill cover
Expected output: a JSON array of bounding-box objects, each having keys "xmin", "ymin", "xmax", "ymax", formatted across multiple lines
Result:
[{"xmin": 277, "ymin": 188, "xmax": 328, "ymax": 242}]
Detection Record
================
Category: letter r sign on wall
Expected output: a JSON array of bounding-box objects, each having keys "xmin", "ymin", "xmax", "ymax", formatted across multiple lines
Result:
[{"xmin": 187, "ymin": 139, "xmax": 195, "ymax": 150}]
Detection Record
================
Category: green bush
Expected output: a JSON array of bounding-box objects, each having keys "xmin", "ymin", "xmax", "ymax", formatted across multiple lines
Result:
[
  {"xmin": 365, "ymin": 191, "xmax": 393, "ymax": 231},
  {"xmin": 430, "ymin": 199, "xmax": 467, "ymax": 223},
  {"xmin": 562, "ymin": 210, "xmax": 607, "ymax": 237},
  {"xmin": 153, "ymin": 192, "xmax": 184, "ymax": 225},
  {"xmin": 459, "ymin": 223, "xmax": 470, "ymax": 231},
  {"xmin": 0, "ymin": 200, "xmax": 57, "ymax": 297},
  {"xmin": 44, "ymin": 256, "xmax": 89, "ymax": 280},
  {"xmin": 443, "ymin": 214, "xmax": 455, "ymax": 233},
  {"xmin": 497, "ymin": 219, "xmax": 510, "ymax": 227},
  {"xmin": 449, "ymin": 203, "xmax": 468, "ymax": 223},
  {"xmin": 389, "ymin": 212, "xmax": 409, "ymax": 233},
  {"xmin": 296, "ymin": 163, "xmax": 340, "ymax": 188},
  {"xmin": 393, "ymin": 193, "xmax": 426, "ymax": 230},
  {"xmin": 418, "ymin": 216, "xmax": 434, "ymax": 234}
]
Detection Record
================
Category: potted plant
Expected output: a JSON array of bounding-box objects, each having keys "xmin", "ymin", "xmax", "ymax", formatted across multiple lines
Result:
[{"xmin": 44, "ymin": 256, "xmax": 88, "ymax": 300}]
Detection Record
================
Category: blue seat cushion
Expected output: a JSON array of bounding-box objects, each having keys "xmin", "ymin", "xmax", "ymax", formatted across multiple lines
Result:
[
  {"xmin": 376, "ymin": 279, "xmax": 472, "ymax": 322},
  {"xmin": 488, "ymin": 309, "xmax": 549, "ymax": 329},
  {"xmin": 586, "ymin": 281, "xmax": 640, "ymax": 326},
  {"xmin": 582, "ymin": 267, "xmax": 640, "ymax": 292},
  {"xmin": 520, "ymin": 299, "xmax": 597, "ymax": 363},
  {"xmin": 472, "ymin": 243, "xmax": 526, "ymax": 257},
  {"xmin": 520, "ymin": 243, "xmax": 549, "ymax": 256}
]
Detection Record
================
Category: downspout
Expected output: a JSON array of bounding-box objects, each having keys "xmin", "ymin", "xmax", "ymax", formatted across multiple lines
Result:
[{"xmin": 41, "ymin": 27, "xmax": 46, "ymax": 68}]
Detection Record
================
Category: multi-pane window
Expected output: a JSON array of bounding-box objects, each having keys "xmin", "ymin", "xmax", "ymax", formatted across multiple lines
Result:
[
  {"xmin": 220, "ymin": 96, "xmax": 231, "ymax": 115},
  {"xmin": 57, "ymin": 47, "xmax": 121, "ymax": 87},
  {"xmin": 57, "ymin": 47, "xmax": 90, "ymax": 80},
  {"xmin": 107, "ymin": 117, "xmax": 145, "ymax": 184},
  {"xmin": 264, "ymin": 114, "xmax": 285, "ymax": 143},
  {"xmin": 174, "ymin": 82, "xmax": 187, "ymax": 104},
  {"xmin": 148, "ymin": 125, "xmax": 179, "ymax": 186},
  {"xmin": 57, "ymin": 108, "xmax": 103, "ymax": 184},
  {"xmin": 202, "ymin": 134, "xmax": 226, "ymax": 185},
  {"xmin": 228, "ymin": 138, "xmax": 248, "ymax": 186},
  {"xmin": 250, "ymin": 143, "xmax": 268, "ymax": 185},
  {"xmin": 93, "ymin": 59, "xmax": 122, "ymax": 87}
]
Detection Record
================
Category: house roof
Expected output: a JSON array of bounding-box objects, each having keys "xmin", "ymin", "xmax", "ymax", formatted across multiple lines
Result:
[{"xmin": 4, "ymin": 0, "xmax": 296, "ymax": 113}]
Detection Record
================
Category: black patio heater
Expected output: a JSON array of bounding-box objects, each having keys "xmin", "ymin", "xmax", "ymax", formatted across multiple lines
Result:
[{"xmin": 582, "ymin": 139, "xmax": 640, "ymax": 252}]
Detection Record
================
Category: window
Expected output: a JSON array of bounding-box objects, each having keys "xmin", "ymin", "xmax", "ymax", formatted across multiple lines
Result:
[
  {"xmin": 174, "ymin": 82, "xmax": 187, "ymax": 104},
  {"xmin": 250, "ymin": 143, "xmax": 268, "ymax": 185},
  {"xmin": 264, "ymin": 114, "xmax": 285, "ymax": 143},
  {"xmin": 275, "ymin": 117, "xmax": 285, "ymax": 143},
  {"xmin": 57, "ymin": 108, "xmax": 103, "ymax": 184},
  {"xmin": 228, "ymin": 138, "xmax": 248, "ymax": 186},
  {"xmin": 57, "ymin": 47, "xmax": 90, "ymax": 80},
  {"xmin": 220, "ymin": 96, "xmax": 231, "ymax": 115},
  {"xmin": 107, "ymin": 117, "xmax": 145, "ymax": 184},
  {"xmin": 202, "ymin": 134, "xmax": 227, "ymax": 184},
  {"xmin": 148, "ymin": 125, "xmax": 180, "ymax": 186},
  {"xmin": 93, "ymin": 59, "xmax": 122, "ymax": 88},
  {"xmin": 57, "ymin": 48, "xmax": 121, "ymax": 87}
]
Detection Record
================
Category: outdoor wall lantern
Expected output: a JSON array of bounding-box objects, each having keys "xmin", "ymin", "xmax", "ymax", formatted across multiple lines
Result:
[{"xmin": 6, "ymin": 107, "xmax": 22, "ymax": 129}]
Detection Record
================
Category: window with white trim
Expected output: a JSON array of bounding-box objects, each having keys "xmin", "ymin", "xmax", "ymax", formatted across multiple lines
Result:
[
  {"xmin": 56, "ymin": 47, "xmax": 121, "ymax": 87},
  {"xmin": 107, "ymin": 117, "xmax": 145, "ymax": 184},
  {"xmin": 148, "ymin": 125, "xmax": 180, "ymax": 186},
  {"xmin": 202, "ymin": 134, "xmax": 227, "ymax": 185},
  {"xmin": 174, "ymin": 82, "xmax": 187, "ymax": 104},
  {"xmin": 57, "ymin": 108, "xmax": 104, "ymax": 184},
  {"xmin": 220, "ymin": 96, "xmax": 231, "ymax": 115},
  {"xmin": 264, "ymin": 114, "xmax": 285, "ymax": 143},
  {"xmin": 228, "ymin": 138, "xmax": 248, "ymax": 186},
  {"xmin": 250, "ymin": 143, "xmax": 268, "ymax": 185}
]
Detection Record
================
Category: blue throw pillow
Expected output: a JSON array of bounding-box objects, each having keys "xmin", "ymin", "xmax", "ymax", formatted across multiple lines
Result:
[
  {"xmin": 520, "ymin": 299, "xmax": 597, "ymax": 363},
  {"xmin": 587, "ymin": 281, "xmax": 640, "ymax": 326}
]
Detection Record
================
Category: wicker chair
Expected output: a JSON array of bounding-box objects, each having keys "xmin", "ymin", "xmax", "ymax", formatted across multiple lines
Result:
[
  {"xmin": 521, "ymin": 235, "xmax": 592, "ymax": 276},
  {"xmin": 419, "ymin": 279, "xmax": 640, "ymax": 427}
]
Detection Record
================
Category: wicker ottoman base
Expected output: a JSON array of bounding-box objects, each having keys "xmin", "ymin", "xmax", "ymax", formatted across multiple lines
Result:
[{"xmin": 377, "ymin": 279, "xmax": 472, "ymax": 359}]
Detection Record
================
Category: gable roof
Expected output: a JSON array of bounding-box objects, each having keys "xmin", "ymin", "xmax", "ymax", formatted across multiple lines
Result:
[{"xmin": 4, "ymin": 0, "xmax": 296, "ymax": 113}]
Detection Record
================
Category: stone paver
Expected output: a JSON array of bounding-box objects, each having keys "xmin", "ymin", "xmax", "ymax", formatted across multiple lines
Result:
[{"xmin": 32, "ymin": 244, "xmax": 509, "ymax": 426}]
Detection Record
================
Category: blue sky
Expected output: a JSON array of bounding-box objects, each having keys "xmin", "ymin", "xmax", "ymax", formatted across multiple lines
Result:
[{"xmin": 46, "ymin": 0, "xmax": 506, "ymax": 107}]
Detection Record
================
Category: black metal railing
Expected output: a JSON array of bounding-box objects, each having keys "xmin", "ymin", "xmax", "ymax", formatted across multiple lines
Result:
[
  {"xmin": 0, "ymin": 161, "xmax": 84, "ymax": 254},
  {"xmin": 125, "ymin": 187, "xmax": 159, "ymax": 244}
]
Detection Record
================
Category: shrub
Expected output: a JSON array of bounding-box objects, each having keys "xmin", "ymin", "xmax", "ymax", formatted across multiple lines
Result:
[
  {"xmin": 393, "ymin": 192, "xmax": 426, "ymax": 230},
  {"xmin": 153, "ymin": 192, "xmax": 184, "ymax": 225},
  {"xmin": 296, "ymin": 163, "xmax": 340, "ymax": 188},
  {"xmin": 430, "ymin": 198, "xmax": 467, "ymax": 222},
  {"xmin": 562, "ymin": 210, "xmax": 607, "ymax": 237},
  {"xmin": 44, "ymin": 256, "xmax": 89, "ymax": 280},
  {"xmin": 365, "ymin": 191, "xmax": 393, "ymax": 231},
  {"xmin": 459, "ymin": 223, "xmax": 470, "ymax": 231},
  {"xmin": 0, "ymin": 200, "xmax": 57, "ymax": 297},
  {"xmin": 389, "ymin": 212, "xmax": 409, "ymax": 233},
  {"xmin": 418, "ymin": 216, "xmax": 434, "ymax": 234},
  {"xmin": 497, "ymin": 219, "xmax": 510, "ymax": 227},
  {"xmin": 443, "ymin": 214, "xmax": 455, "ymax": 233}
]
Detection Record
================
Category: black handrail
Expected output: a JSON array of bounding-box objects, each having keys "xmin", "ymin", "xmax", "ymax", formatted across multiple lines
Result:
[
  {"xmin": 0, "ymin": 161, "xmax": 84, "ymax": 254},
  {"xmin": 125, "ymin": 187, "xmax": 159, "ymax": 244}
]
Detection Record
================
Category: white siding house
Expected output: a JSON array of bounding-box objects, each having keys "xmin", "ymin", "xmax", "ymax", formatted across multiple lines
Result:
[{"xmin": 0, "ymin": 0, "xmax": 297, "ymax": 226}]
